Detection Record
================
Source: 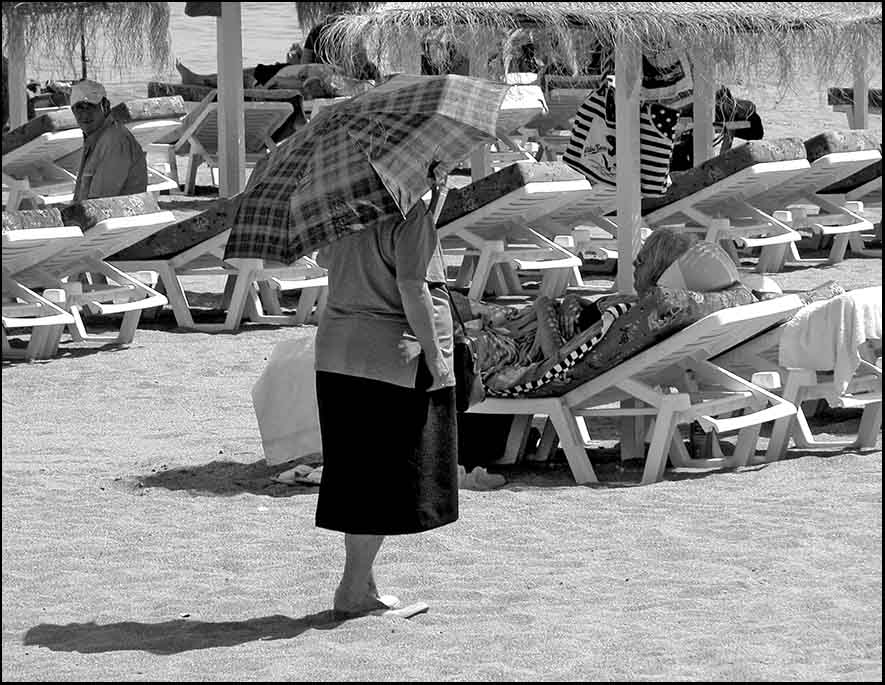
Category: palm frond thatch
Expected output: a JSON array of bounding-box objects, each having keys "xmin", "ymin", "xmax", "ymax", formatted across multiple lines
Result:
[
  {"xmin": 2, "ymin": 2, "xmax": 171, "ymax": 75},
  {"xmin": 323, "ymin": 2, "xmax": 883, "ymax": 85},
  {"xmin": 294, "ymin": 2, "xmax": 377, "ymax": 29}
]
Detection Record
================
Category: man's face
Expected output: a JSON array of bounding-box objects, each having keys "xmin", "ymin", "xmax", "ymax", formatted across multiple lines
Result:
[{"xmin": 72, "ymin": 100, "xmax": 107, "ymax": 135}]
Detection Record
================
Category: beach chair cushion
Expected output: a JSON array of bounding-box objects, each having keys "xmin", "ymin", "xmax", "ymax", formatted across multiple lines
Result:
[
  {"xmin": 60, "ymin": 193, "xmax": 161, "ymax": 231},
  {"xmin": 2, "ymin": 109, "xmax": 80, "ymax": 156},
  {"xmin": 804, "ymin": 129, "xmax": 882, "ymax": 163},
  {"xmin": 2, "ymin": 207, "xmax": 65, "ymax": 233},
  {"xmin": 520, "ymin": 283, "xmax": 757, "ymax": 397},
  {"xmin": 641, "ymin": 137, "xmax": 807, "ymax": 214},
  {"xmin": 110, "ymin": 96, "xmax": 187, "ymax": 123},
  {"xmin": 437, "ymin": 161, "xmax": 586, "ymax": 226},
  {"xmin": 110, "ymin": 197, "xmax": 237, "ymax": 260}
]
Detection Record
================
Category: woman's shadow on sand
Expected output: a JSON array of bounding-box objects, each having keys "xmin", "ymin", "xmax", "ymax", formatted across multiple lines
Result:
[{"xmin": 23, "ymin": 612, "xmax": 349, "ymax": 655}]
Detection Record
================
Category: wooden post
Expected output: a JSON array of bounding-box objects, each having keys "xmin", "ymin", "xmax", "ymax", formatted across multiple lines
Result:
[
  {"xmin": 216, "ymin": 2, "xmax": 246, "ymax": 196},
  {"xmin": 468, "ymin": 40, "xmax": 492, "ymax": 181},
  {"xmin": 614, "ymin": 39, "xmax": 643, "ymax": 295},
  {"xmin": 850, "ymin": 44, "xmax": 870, "ymax": 130},
  {"xmin": 690, "ymin": 50, "xmax": 715, "ymax": 166},
  {"xmin": 8, "ymin": 13, "xmax": 29, "ymax": 129}
]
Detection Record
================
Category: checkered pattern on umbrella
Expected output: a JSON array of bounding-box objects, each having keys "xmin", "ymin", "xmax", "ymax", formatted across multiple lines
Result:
[{"xmin": 225, "ymin": 75, "xmax": 511, "ymax": 264}]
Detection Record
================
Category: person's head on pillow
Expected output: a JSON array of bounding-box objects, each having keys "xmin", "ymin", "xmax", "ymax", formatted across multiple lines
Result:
[{"xmin": 632, "ymin": 228, "xmax": 698, "ymax": 295}]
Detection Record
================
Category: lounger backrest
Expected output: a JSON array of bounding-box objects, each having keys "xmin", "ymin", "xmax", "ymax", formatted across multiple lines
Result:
[
  {"xmin": 183, "ymin": 102, "xmax": 294, "ymax": 156},
  {"xmin": 753, "ymin": 130, "xmax": 883, "ymax": 209},
  {"xmin": 437, "ymin": 161, "xmax": 590, "ymax": 235},
  {"xmin": 563, "ymin": 294, "xmax": 805, "ymax": 407},
  {"xmin": 16, "ymin": 211, "xmax": 176, "ymax": 285},
  {"xmin": 642, "ymin": 138, "xmax": 810, "ymax": 221},
  {"xmin": 2, "ymin": 226, "xmax": 85, "ymax": 276}
]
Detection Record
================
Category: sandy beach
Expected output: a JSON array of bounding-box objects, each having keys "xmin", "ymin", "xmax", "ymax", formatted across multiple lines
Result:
[{"xmin": 3, "ymin": 40, "xmax": 883, "ymax": 683}]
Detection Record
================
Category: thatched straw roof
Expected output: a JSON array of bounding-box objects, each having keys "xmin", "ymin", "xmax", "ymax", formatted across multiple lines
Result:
[
  {"xmin": 1, "ymin": 2, "xmax": 171, "ymax": 75},
  {"xmin": 324, "ymin": 2, "xmax": 882, "ymax": 84},
  {"xmin": 183, "ymin": 2, "xmax": 376, "ymax": 31}
]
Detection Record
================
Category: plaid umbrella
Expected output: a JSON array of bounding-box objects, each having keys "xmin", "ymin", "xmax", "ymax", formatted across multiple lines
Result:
[{"xmin": 224, "ymin": 74, "xmax": 512, "ymax": 264}]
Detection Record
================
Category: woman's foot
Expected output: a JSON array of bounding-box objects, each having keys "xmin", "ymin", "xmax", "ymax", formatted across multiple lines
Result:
[{"xmin": 333, "ymin": 585, "xmax": 400, "ymax": 615}]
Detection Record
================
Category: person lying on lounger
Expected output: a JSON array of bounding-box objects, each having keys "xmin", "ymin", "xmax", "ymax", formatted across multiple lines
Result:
[{"xmin": 453, "ymin": 228, "xmax": 723, "ymax": 394}]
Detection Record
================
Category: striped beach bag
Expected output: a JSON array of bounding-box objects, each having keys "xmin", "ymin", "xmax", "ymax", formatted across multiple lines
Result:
[{"xmin": 563, "ymin": 77, "xmax": 680, "ymax": 197}]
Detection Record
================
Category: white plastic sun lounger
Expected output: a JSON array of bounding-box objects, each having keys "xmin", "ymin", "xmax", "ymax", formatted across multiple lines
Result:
[
  {"xmin": 643, "ymin": 155, "xmax": 811, "ymax": 273},
  {"xmin": 467, "ymin": 294, "xmax": 805, "ymax": 485},
  {"xmin": 14, "ymin": 211, "xmax": 175, "ymax": 346},
  {"xmin": 2, "ymin": 224, "xmax": 85, "ymax": 360},
  {"xmin": 714, "ymin": 287, "xmax": 882, "ymax": 460},
  {"xmin": 110, "ymin": 228, "xmax": 328, "ymax": 332},
  {"xmin": 752, "ymin": 147, "xmax": 882, "ymax": 265},
  {"xmin": 437, "ymin": 164, "xmax": 593, "ymax": 300}
]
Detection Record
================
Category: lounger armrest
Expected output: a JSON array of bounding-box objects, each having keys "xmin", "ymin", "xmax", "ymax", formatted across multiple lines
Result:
[{"xmin": 696, "ymin": 397, "xmax": 795, "ymax": 434}]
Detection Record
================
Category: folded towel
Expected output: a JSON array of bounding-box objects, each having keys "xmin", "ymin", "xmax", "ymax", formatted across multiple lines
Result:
[{"xmin": 779, "ymin": 286, "xmax": 882, "ymax": 401}]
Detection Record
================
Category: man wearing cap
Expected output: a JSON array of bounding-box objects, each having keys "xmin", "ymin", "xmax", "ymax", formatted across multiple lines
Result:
[{"xmin": 70, "ymin": 79, "xmax": 148, "ymax": 201}]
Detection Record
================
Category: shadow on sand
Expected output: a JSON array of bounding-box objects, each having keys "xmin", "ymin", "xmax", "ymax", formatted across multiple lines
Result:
[
  {"xmin": 135, "ymin": 457, "xmax": 321, "ymax": 498},
  {"xmin": 23, "ymin": 611, "xmax": 350, "ymax": 655}
]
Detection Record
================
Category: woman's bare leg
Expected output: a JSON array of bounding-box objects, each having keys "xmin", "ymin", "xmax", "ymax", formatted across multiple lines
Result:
[{"xmin": 333, "ymin": 533, "xmax": 394, "ymax": 613}]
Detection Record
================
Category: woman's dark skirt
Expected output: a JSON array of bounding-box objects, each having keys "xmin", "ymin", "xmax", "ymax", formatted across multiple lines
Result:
[{"xmin": 314, "ymin": 365, "xmax": 458, "ymax": 535}]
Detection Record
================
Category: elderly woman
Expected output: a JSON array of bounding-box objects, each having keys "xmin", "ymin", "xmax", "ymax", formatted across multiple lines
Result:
[{"xmin": 313, "ymin": 176, "xmax": 457, "ymax": 618}]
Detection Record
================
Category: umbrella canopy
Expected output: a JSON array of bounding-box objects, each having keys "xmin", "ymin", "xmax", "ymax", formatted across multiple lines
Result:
[{"xmin": 225, "ymin": 74, "xmax": 511, "ymax": 264}]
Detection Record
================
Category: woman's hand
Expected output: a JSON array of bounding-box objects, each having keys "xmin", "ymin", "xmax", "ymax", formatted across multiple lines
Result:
[
  {"xmin": 425, "ymin": 353, "xmax": 452, "ymax": 392},
  {"xmin": 397, "ymin": 338, "xmax": 422, "ymax": 364}
]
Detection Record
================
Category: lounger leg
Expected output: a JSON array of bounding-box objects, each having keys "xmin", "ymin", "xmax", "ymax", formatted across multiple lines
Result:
[
  {"xmin": 468, "ymin": 248, "xmax": 497, "ymax": 301},
  {"xmin": 731, "ymin": 398, "xmax": 767, "ymax": 467},
  {"xmin": 534, "ymin": 419, "xmax": 559, "ymax": 462},
  {"xmin": 547, "ymin": 401, "xmax": 598, "ymax": 484},
  {"xmin": 641, "ymin": 396, "xmax": 686, "ymax": 485},
  {"xmin": 764, "ymin": 369, "xmax": 813, "ymax": 460},
  {"xmin": 116, "ymin": 310, "xmax": 142, "ymax": 344},
  {"xmin": 257, "ymin": 281, "xmax": 283, "ymax": 315},
  {"xmin": 856, "ymin": 402, "xmax": 883, "ymax": 449},
  {"xmin": 223, "ymin": 271, "xmax": 258, "ymax": 330},
  {"xmin": 756, "ymin": 244, "xmax": 787, "ymax": 274},
  {"xmin": 493, "ymin": 414, "xmax": 533, "ymax": 465},
  {"xmin": 826, "ymin": 234, "xmax": 851, "ymax": 264},
  {"xmin": 155, "ymin": 264, "xmax": 194, "ymax": 329},
  {"xmin": 293, "ymin": 287, "xmax": 320, "ymax": 325}
]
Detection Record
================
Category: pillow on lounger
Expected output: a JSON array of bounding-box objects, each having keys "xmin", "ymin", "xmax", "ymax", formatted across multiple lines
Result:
[
  {"xmin": 1, "ymin": 207, "xmax": 64, "ymax": 233},
  {"xmin": 60, "ymin": 193, "xmax": 161, "ymax": 231},
  {"xmin": 641, "ymin": 137, "xmax": 808, "ymax": 214},
  {"xmin": 109, "ymin": 196, "xmax": 239, "ymax": 261},
  {"xmin": 436, "ymin": 161, "xmax": 586, "ymax": 228},
  {"xmin": 804, "ymin": 129, "xmax": 882, "ymax": 163},
  {"xmin": 1, "ymin": 108, "xmax": 81, "ymax": 156},
  {"xmin": 519, "ymin": 282, "xmax": 757, "ymax": 398},
  {"xmin": 110, "ymin": 96, "xmax": 187, "ymax": 123}
]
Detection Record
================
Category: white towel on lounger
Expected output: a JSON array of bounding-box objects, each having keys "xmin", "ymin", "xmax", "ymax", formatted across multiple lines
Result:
[{"xmin": 779, "ymin": 286, "xmax": 882, "ymax": 400}]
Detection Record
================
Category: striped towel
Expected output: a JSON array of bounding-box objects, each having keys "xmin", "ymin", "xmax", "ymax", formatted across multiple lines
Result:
[
  {"xmin": 488, "ymin": 301, "xmax": 633, "ymax": 397},
  {"xmin": 563, "ymin": 76, "xmax": 679, "ymax": 197}
]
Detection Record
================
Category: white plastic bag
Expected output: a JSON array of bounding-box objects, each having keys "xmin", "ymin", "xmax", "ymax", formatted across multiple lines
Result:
[{"xmin": 251, "ymin": 332, "xmax": 322, "ymax": 465}]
